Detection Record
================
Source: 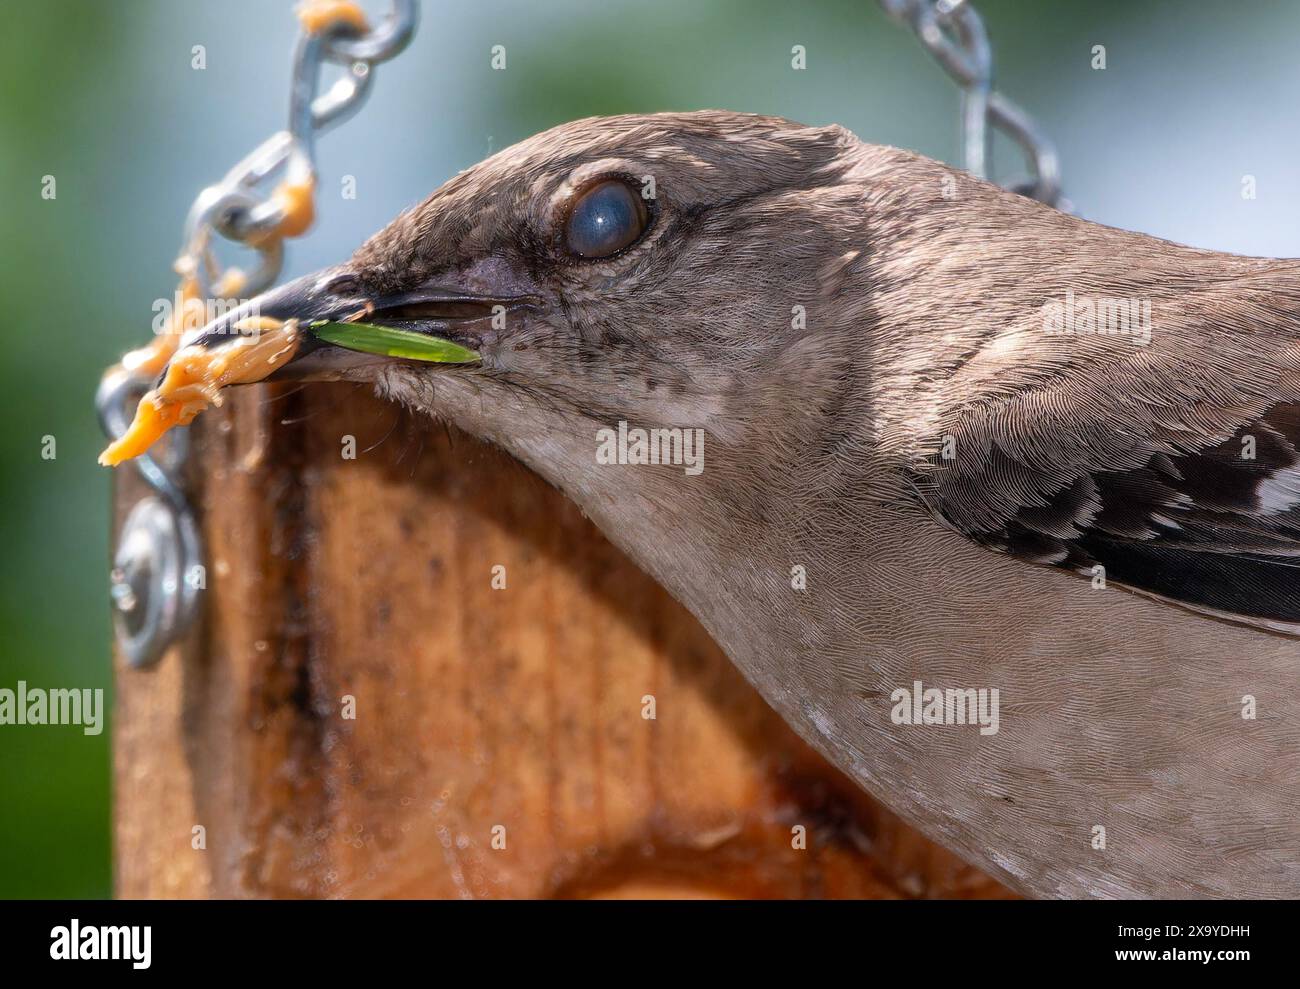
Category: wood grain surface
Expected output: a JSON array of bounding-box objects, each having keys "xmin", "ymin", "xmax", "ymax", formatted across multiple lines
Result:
[{"xmin": 113, "ymin": 382, "xmax": 1010, "ymax": 899}]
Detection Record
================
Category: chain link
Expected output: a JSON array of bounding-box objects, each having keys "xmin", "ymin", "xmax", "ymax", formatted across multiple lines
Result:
[{"xmin": 878, "ymin": 0, "xmax": 1065, "ymax": 208}]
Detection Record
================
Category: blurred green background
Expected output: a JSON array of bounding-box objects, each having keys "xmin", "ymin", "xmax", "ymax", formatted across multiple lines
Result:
[{"xmin": 2, "ymin": 0, "xmax": 1298, "ymax": 898}]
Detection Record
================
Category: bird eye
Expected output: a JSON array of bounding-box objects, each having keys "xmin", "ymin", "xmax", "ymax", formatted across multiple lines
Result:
[{"xmin": 563, "ymin": 179, "xmax": 649, "ymax": 259}]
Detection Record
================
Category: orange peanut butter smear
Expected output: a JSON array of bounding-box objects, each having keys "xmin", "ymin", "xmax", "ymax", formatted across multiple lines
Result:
[
  {"xmin": 249, "ymin": 178, "xmax": 317, "ymax": 245},
  {"xmin": 296, "ymin": 0, "xmax": 369, "ymax": 36},
  {"xmin": 99, "ymin": 319, "xmax": 301, "ymax": 467}
]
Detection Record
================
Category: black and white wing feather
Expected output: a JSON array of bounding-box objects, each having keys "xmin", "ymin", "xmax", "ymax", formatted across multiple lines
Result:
[{"xmin": 918, "ymin": 278, "xmax": 1300, "ymax": 633}]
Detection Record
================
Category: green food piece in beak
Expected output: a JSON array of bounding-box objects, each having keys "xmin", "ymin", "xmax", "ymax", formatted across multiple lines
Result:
[{"xmin": 310, "ymin": 321, "xmax": 481, "ymax": 363}]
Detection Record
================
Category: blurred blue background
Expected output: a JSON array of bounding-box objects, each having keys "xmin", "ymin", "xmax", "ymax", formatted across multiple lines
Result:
[{"xmin": 2, "ymin": 0, "xmax": 1297, "ymax": 898}]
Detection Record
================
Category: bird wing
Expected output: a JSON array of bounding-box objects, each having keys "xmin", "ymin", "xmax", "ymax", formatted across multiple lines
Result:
[{"xmin": 915, "ymin": 272, "xmax": 1300, "ymax": 633}]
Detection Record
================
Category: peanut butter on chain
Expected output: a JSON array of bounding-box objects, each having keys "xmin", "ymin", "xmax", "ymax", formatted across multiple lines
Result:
[
  {"xmin": 248, "ymin": 179, "xmax": 316, "ymax": 245},
  {"xmin": 99, "ymin": 318, "xmax": 301, "ymax": 467},
  {"xmin": 296, "ymin": 0, "xmax": 369, "ymax": 36}
]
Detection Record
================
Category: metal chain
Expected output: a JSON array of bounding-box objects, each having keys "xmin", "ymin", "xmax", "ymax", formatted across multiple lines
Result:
[
  {"xmin": 878, "ymin": 0, "xmax": 1065, "ymax": 208},
  {"xmin": 97, "ymin": 0, "xmax": 419, "ymax": 669},
  {"xmin": 183, "ymin": 0, "xmax": 418, "ymax": 299}
]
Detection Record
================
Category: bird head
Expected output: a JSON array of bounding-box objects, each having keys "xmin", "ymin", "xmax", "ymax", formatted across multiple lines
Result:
[{"xmin": 185, "ymin": 112, "xmax": 874, "ymax": 508}]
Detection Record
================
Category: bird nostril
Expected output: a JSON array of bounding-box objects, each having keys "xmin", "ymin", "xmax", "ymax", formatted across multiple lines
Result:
[{"xmin": 323, "ymin": 272, "xmax": 361, "ymax": 296}]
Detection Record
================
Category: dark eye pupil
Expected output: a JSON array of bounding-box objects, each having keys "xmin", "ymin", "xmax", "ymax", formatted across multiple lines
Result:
[{"xmin": 564, "ymin": 180, "xmax": 648, "ymax": 258}]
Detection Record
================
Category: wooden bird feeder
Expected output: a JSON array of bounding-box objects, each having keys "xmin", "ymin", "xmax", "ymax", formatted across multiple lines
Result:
[{"xmin": 110, "ymin": 383, "xmax": 1010, "ymax": 899}]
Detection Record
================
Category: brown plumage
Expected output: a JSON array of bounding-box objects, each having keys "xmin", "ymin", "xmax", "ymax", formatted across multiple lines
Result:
[{"xmin": 181, "ymin": 110, "xmax": 1300, "ymax": 898}]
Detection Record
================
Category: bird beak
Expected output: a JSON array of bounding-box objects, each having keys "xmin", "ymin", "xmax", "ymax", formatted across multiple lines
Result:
[{"xmin": 178, "ymin": 266, "xmax": 540, "ymax": 380}]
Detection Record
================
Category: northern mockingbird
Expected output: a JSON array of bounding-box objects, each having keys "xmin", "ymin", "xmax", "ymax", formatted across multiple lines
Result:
[{"xmin": 166, "ymin": 110, "xmax": 1300, "ymax": 898}]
